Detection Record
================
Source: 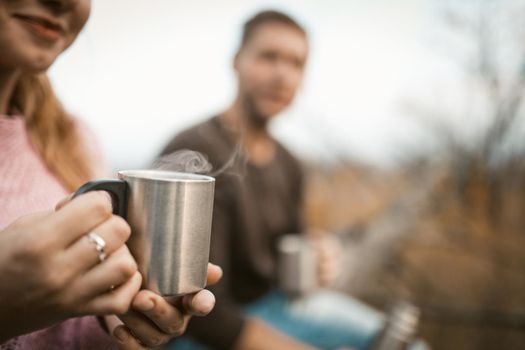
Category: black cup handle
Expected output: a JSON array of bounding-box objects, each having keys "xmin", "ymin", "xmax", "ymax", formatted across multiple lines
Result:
[{"xmin": 73, "ymin": 180, "xmax": 128, "ymax": 218}]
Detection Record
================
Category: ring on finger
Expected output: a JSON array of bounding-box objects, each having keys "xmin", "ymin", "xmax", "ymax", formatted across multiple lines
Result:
[{"xmin": 86, "ymin": 232, "xmax": 107, "ymax": 263}]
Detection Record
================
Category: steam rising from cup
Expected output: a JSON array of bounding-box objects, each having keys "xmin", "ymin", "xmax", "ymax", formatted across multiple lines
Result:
[
  {"xmin": 153, "ymin": 145, "xmax": 244, "ymax": 177},
  {"xmin": 153, "ymin": 150, "xmax": 213, "ymax": 174}
]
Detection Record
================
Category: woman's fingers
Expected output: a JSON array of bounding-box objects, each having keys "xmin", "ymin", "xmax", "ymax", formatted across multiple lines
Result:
[
  {"xmin": 182, "ymin": 289, "xmax": 216, "ymax": 316},
  {"xmin": 55, "ymin": 191, "xmax": 112, "ymax": 212},
  {"xmin": 63, "ymin": 215, "xmax": 131, "ymax": 273},
  {"xmin": 73, "ymin": 245, "xmax": 138, "ymax": 299},
  {"xmin": 54, "ymin": 194, "xmax": 74, "ymax": 211},
  {"xmin": 178, "ymin": 263, "xmax": 220, "ymax": 317},
  {"xmin": 112, "ymin": 325, "xmax": 148, "ymax": 350},
  {"xmin": 116, "ymin": 290, "xmax": 202, "ymax": 347},
  {"xmin": 128, "ymin": 291, "xmax": 188, "ymax": 336},
  {"xmin": 79, "ymin": 271, "xmax": 142, "ymax": 315},
  {"xmin": 119, "ymin": 311, "xmax": 182, "ymax": 348},
  {"xmin": 206, "ymin": 263, "xmax": 223, "ymax": 286},
  {"xmin": 116, "ymin": 276, "xmax": 219, "ymax": 347},
  {"xmin": 49, "ymin": 191, "xmax": 114, "ymax": 247}
]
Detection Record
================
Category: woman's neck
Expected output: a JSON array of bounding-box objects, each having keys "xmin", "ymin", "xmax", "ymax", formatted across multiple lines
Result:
[{"xmin": 0, "ymin": 68, "xmax": 21, "ymax": 116}]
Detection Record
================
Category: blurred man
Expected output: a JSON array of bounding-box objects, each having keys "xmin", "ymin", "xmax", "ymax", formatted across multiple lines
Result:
[{"xmin": 160, "ymin": 10, "xmax": 385, "ymax": 350}]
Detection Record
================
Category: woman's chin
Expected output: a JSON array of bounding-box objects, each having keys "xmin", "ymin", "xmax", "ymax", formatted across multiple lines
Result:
[
  {"xmin": 12, "ymin": 45, "xmax": 61, "ymax": 74},
  {"xmin": 24, "ymin": 54, "xmax": 57, "ymax": 74}
]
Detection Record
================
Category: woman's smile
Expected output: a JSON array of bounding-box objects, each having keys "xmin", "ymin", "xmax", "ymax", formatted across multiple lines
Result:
[{"xmin": 12, "ymin": 13, "xmax": 65, "ymax": 43}]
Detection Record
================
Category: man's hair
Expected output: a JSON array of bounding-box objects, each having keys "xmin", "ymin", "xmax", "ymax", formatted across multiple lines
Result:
[{"xmin": 240, "ymin": 10, "xmax": 307, "ymax": 48}]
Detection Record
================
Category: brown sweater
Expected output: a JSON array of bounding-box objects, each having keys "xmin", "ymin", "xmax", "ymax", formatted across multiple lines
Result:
[{"xmin": 160, "ymin": 116, "xmax": 304, "ymax": 349}]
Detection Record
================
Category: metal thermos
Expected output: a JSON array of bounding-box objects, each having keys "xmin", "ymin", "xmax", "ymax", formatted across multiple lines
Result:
[{"xmin": 368, "ymin": 301, "xmax": 421, "ymax": 350}]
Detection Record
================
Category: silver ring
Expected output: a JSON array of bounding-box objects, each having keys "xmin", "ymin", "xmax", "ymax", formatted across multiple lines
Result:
[{"xmin": 87, "ymin": 232, "xmax": 107, "ymax": 263}]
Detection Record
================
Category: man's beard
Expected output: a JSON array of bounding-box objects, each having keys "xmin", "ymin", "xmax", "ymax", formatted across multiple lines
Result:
[{"xmin": 242, "ymin": 94, "xmax": 270, "ymax": 130}]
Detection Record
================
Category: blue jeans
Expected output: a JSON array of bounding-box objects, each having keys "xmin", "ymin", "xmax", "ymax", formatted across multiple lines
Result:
[{"xmin": 168, "ymin": 290, "xmax": 388, "ymax": 350}]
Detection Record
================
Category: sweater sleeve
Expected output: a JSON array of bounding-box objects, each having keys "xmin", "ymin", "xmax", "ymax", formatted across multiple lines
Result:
[{"xmin": 0, "ymin": 317, "xmax": 117, "ymax": 350}]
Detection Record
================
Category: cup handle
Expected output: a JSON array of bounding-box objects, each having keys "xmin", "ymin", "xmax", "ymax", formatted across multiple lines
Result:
[{"xmin": 73, "ymin": 180, "xmax": 128, "ymax": 218}]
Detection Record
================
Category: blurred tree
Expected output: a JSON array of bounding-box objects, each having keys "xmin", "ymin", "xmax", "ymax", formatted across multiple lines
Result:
[
  {"xmin": 302, "ymin": 2, "xmax": 525, "ymax": 349},
  {"xmin": 354, "ymin": 1, "xmax": 525, "ymax": 349}
]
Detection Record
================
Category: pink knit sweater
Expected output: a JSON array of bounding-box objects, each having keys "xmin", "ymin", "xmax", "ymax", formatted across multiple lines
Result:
[{"xmin": 0, "ymin": 115, "xmax": 117, "ymax": 350}]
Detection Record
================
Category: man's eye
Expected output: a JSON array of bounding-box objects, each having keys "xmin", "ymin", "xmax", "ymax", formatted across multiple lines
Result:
[{"xmin": 260, "ymin": 52, "xmax": 278, "ymax": 61}]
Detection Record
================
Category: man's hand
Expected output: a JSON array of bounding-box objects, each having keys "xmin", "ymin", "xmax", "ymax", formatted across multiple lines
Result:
[{"xmin": 310, "ymin": 233, "xmax": 343, "ymax": 287}]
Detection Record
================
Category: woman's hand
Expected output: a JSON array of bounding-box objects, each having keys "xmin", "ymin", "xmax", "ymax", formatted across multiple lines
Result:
[
  {"xmin": 106, "ymin": 263, "xmax": 223, "ymax": 349},
  {"xmin": 0, "ymin": 192, "xmax": 141, "ymax": 343}
]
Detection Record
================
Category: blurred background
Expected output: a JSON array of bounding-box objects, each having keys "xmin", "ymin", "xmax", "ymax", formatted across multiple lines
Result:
[{"xmin": 49, "ymin": 0, "xmax": 525, "ymax": 349}]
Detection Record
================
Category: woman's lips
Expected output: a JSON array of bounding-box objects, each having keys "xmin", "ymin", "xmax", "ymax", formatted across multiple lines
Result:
[{"xmin": 13, "ymin": 14, "xmax": 64, "ymax": 43}]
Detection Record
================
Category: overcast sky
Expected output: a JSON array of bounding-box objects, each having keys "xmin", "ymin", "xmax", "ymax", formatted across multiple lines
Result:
[{"xmin": 49, "ymin": 0, "xmax": 477, "ymax": 170}]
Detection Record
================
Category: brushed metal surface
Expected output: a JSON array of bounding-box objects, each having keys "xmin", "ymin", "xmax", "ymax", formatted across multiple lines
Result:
[{"xmin": 118, "ymin": 170, "xmax": 215, "ymax": 296}]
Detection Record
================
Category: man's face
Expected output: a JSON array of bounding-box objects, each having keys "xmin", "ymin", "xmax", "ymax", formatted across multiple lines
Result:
[{"xmin": 235, "ymin": 23, "xmax": 309, "ymax": 127}]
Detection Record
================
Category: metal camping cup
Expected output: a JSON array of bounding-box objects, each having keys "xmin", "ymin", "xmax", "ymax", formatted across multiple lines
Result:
[
  {"xmin": 277, "ymin": 234, "xmax": 318, "ymax": 296},
  {"xmin": 74, "ymin": 170, "xmax": 215, "ymax": 296}
]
